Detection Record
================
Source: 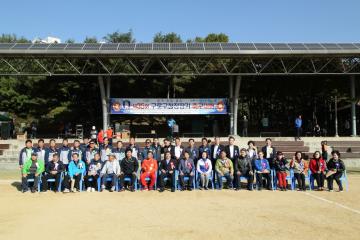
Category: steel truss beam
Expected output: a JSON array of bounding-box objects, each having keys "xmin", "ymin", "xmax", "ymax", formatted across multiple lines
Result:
[{"xmin": 0, "ymin": 55, "xmax": 360, "ymax": 76}]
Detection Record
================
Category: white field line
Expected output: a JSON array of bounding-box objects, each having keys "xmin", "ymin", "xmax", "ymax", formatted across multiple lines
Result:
[{"xmin": 303, "ymin": 191, "xmax": 360, "ymax": 215}]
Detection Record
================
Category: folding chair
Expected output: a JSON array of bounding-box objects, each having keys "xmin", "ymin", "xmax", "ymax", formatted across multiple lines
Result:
[
  {"xmin": 215, "ymin": 172, "xmax": 233, "ymax": 190},
  {"xmin": 177, "ymin": 171, "xmax": 196, "ymax": 190},
  {"xmin": 46, "ymin": 172, "xmax": 63, "ymax": 192},
  {"xmin": 291, "ymin": 170, "xmax": 312, "ymax": 191},
  {"xmin": 272, "ymin": 169, "xmax": 294, "ymax": 190},
  {"xmin": 340, "ymin": 170, "xmax": 349, "ymax": 191},
  {"xmin": 118, "ymin": 175, "xmax": 138, "ymax": 191},
  {"xmin": 195, "ymin": 170, "xmax": 214, "ymax": 190},
  {"xmin": 140, "ymin": 171, "xmax": 157, "ymax": 190},
  {"xmin": 27, "ymin": 174, "xmax": 42, "ymax": 192}
]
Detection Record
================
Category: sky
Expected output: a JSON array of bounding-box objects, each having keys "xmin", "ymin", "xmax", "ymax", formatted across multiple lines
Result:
[{"xmin": 1, "ymin": 0, "xmax": 359, "ymax": 43}]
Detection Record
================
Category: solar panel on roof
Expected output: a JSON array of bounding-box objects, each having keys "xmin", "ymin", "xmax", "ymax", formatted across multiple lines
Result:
[
  {"xmin": 204, "ymin": 43, "xmax": 221, "ymax": 50},
  {"xmin": 135, "ymin": 43, "xmax": 152, "ymax": 50},
  {"xmin": 153, "ymin": 43, "xmax": 169, "ymax": 51},
  {"xmin": 288, "ymin": 43, "xmax": 307, "ymax": 50},
  {"xmin": 320, "ymin": 43, "xmax": 341, "ymax": 50},
  {"xmin": 100, "ymin": 43, "xmax": 119, "ymax": 50},
  {"xmin": 237, "ymin": 43, "xmax": 256, "ymax": 50},
  {"xmin": 65, "ymin": 44, "xmax": 85, "ymax": 50},
  {"xmin": 0, "ymin": 43, "xmax": 16, "ymax": 49},
  {"xmin": 30, "ymin": 44, "xmax": 50, "ymax": 49},
  {"xmin": 270, "ymin": 43, "xmax": 291, "ymax": 50},
  {"xmin": 220, "ymin": 43, "xmax": 239, "ymax": 50},
  {"xmin": 353, "ymin": 43, "xmax": 360, "ymax": 49},
  {"xmin": 304, "ymin": 43, "xmax": 324, "ymax": 50},
  {"xmin": 47, "ymin": 43, "xmax": 67, "ymax": 50},
  {"xmin": 254, "ymin": 43, "xmax": 273, "ymax": 50},
  {"xmin": 337, "ymin": 43, "xmax": 357, "ymax": 50},
  {"xmin": 12, "ymin": 43, "xmax": 32, "ymax": 49},
  {"xmin": 170, "ymin": 43, "xmax": 187, "ymax": 50},
  {"xmin": 118, "ymin": 43, "xmax": 135, "ymax": 50},
  {"xmin": 187, "ymin": 43, "xmax": 204, "ymax": 50},
  {"xmin": 83, "ymin": 43, "xmax": 101, "ymax": 50}
]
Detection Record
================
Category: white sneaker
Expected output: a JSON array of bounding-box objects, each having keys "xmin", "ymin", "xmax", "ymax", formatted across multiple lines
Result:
[
  {"xmin": 87, "ymin": 187, "xmax": 91, "ymax": 192},
  {"xmin": 63, "ymin": 188, "xmax": 70, "ymax": 193},
  {"xmin": 91, "ymin": 188, "xmax": 95, "ymax": 192}
]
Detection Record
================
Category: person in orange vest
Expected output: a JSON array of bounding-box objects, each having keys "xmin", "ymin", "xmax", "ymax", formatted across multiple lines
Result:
[
  {"xmin": 140, "ymin": 151, "xmax": 158, "ymax": 191},
  {"xmin": 97, "ymin": 129, "xmax": 104, "ymax": 146},
  {"xmin": 106, "ymin": 127, "xmax": 114, "ymax": 145}
]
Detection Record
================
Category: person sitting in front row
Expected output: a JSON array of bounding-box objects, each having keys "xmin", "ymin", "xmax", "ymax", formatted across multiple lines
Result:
[
  {"xmin": 119, "ymin": 149, "xmax": 139, "ymax": 192},
  {"xmin": 254, "ymin": 151, "xmax": 271, "ymax": 191},
  {"xmin": 41, "ymin": 153, "xmax": 65, "ymax": 192},
  {"xmin": 140, "ymin": 151, "xmax": 158, "ymax": 191},
  {"xmin": 215, "ymin": 150, "xmax": 234, "ymax": 190},
  {"xmin": 159, "ymin": 151, "xmax": 177, "ymax": 192},
  {"xmin": 196, "ymin": 151, "xmax": 212, "ymax": 190},
  {"xmin": 326, "ymin": 150, "xmax": 345, "ymax": 192},
  {"xmin": 234, "ymin": 148, "xmax": 254, "ymax": 191},
  {"xmin": 101, "ymin": 153, "xmax": 121, "ymax": 192},
  {"xmin": 179, "ymin": 151, "xmax": 195, "ymax": 191},
  {"xmin": 66, "ymin": 153, "xmax": 86, "ymax": 193},
  {"xmin": 85, "ymin": 152, "xmax": 102, "ymax": 192},
  {"xmin": 21, "ymin": 153, "xmax": 45, "ymax": 193}
]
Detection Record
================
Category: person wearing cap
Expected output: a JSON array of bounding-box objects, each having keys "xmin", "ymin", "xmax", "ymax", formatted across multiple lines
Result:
[
  {"xmin": 119, "ymin": 149, "xmax": 139, "ymax": 192},
  {"xmin": 254, "ymin": 151, "xmax": 271, "ymax": 190},
  {"xmin": 100, "ymin": 153, "xmax": 120, "ymax": 192},
  {"xmin": 100, "ymin": 137, "xmax": 113, "ymax": 162},
  {"xmin": 196, "ymin": 151, "xmax": 212, "ymax": 190},
  {"xmin": 159, "ymin": 151, "xmax": 177, "ymax": 192},
  {"xmin": 179, "ymin": 151, "xmax": 195, "ymax": 191},
  {"xmin": 234, "ymin": 148, "xmax": 254, "ymax": 191},
  {"xmin": 274, "ymin": 151, "xmax": 289, "ymax": 191},
  {"xmin": 66, "ymin": 152, "xmax": 86, "ymax": 192},
  {"xmin": 140, "ymin": 151, "xmax": 158, "ymax": 190},
  {"xmin": 85, "ymin": 152, "xmax": 102, "ymax": 192},
  {"xmin": 215, "ymin": 150, "xmax": 234, "ymax": 190},
  {"xmin": 84, "ymin": 140, "xmax": 99, "ymax": 164},
  {"xmin": 140, "ymin": 139, "xmax": 155, "ymax": 162},
  {"xmin": 21, "ymin": 152, "xmax": 45, "ymax": 193},
  {"xmin": 41, "ymin": 153, "xmax": 65, "ymax": 192},
  {"xmin": 19, "ymin": 139, "xmax": 36, "ymax": 169}
]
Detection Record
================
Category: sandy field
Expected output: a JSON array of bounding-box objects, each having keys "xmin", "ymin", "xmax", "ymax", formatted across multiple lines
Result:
[{"xmin": 0, "ymin": 173, "xmax": 359, "ymax": 240}]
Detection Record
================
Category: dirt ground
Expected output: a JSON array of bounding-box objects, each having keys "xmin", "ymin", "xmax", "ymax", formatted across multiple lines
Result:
[{"xmin": 0, "ymin": 173, "xmax": 359, "ymax": 240}]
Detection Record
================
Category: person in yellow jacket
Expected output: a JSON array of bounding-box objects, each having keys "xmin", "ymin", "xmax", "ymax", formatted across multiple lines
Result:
[{"xmin": 22, "ymin": 152, "xmax": 45, "ymax": 193}]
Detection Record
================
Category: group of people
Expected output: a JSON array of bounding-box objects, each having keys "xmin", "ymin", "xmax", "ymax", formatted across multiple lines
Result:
[{"xmin": 19, "ymin": 136, "xmax": 346, "ymax": 193}]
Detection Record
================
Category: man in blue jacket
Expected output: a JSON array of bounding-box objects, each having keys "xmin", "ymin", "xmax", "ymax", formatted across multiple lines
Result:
[
  {"xmin": 44, "ymin": 139, "xmax": 58, "ymax": 166},
  {"xmin": 58, "ymin": 138, "xmax": 71, "ymax": 169},
  {"xmin": 295, "ymin": 115, "xmax": 303, "ymax": 141},
  {"xmin": 254, "ymin": 151, "xmax": 271, "ymax": 191}
]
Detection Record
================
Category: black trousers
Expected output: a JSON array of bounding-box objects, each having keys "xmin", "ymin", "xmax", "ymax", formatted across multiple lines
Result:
[
  {"xmin": 312, "ymin": 172, "xmax": 325, "ymax": 188},
  {"xmin": 256, "ymin": 172, "xmax": 271, "ymax": 190},
  {"xmin": 119, "ymin": 173, "xmax": 136, "ymax": 189},
  {"xmin": 21, "ymin": 174, "xmax": 40, "ymax": 191},
  {"xmin": 179, "ymin": 173, "xmax": 194, "ymax": 188},
  {"xmin": 159, "ymin": 171, "xmax": 175, "ymax": 190},
  {"xmin": 236, "ymin": 172, "xmax": 254, "ymax": 190},
  {"xmin": 41, "ymin": 172, "xmax": 62, "ymax": 191},
  {"xmin": 294, "ymin": 173, "xmax": 306, "ymax": 190},
  {"xmin": 296, "ymin": 127, "xmax": 302, "ymax": 139},
  {"xmin": 327, "ymin": 172, "xmax": 343, "ymax": 191},
  {"xmin": 85, "ymin": 174, "xmax": 100, "ymax": 189}
]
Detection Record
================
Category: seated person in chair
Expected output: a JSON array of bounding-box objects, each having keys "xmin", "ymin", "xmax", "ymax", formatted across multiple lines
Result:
[
  {"xmin": 140, "ymin": 151, "xmax": 158, "ymax": 191},
  {"xmin": 100, "ymin": 153, "xmax": 121, "ymax": 192},
  {"xmin": 85, "ymin": 152, "xmax": 102, "ymax": 192},
  {"xmin": 22, "ymin": 153, "xmax": 45, "ymax": 193},
  {"xmin": 65, "ymin": 153, "xmax": 86, "ymax": 193},
  {"xmin": 326, "ymin": 150, "xmax": 345, "ymax": 192},
  {"xmin": 41, "ymin": 153, "xmax": 65, "ymax": 192},
  {"xmin": 215, "ymin": 150, "xmax": 234, "ymax": 190},
  {"xmin": 179, "ymin": 151, "xmax": 195, "ymax": 191},
  {"xmin": 196, "ymin": 151, "xmax": 212, "ymax": 190},
  {"xmin": 119, "ymin": 149, "xmax": 139, "ymax": 192},
  {"xmin": 234, "ymin": 148, "xmax": 254, "ymax": 191},
  {"xmin": 159, "ymin": 151, "xmax": 177, "ymax": 192},
  {"xmin": 254, "ymin": 151, "xmax": 271, "ymax": 191}
]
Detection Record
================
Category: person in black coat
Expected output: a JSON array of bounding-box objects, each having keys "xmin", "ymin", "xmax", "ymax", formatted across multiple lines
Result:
[
  {"xmin": 326, "ymin": 150, "xmax": 346, "ymax": 192},
  {"xmin": 234, "ymin": 148, "xmax": 254, "ymax": 191},
  {"xmin": 261, "ymin": 138, "xmax": 277, "ymax": 169},
  {"xmin": 224, "ymin": 136, "xmax": 240, "ymax": 163},
  {"xmin": 41, "ymin": 153, "xmax": 65, "ymax": 192},
  {"xmin": 161, "ymin": 138, "xmax": 175, "ymax": 159},
  {"xmin": 119, "ymin": 149, "xmax": 139, "ymax": 192},
  {"xmin": 159, "ymin": 151, "xmax": 177, "ymax": 192}
]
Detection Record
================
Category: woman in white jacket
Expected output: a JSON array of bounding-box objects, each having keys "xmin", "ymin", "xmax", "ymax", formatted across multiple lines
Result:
[{"xmin": 196, "ymin": 151, "xmax": 212, "ymax": 190}]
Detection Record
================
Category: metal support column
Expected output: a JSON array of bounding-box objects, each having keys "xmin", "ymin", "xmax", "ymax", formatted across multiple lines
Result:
[
  {"xmin": 351, "ymin": 75, "xmax": 357, "ymax": 136},
  {"xmin": 233, "ymin": 76, "xmax": 241, "ymax": 136},
  {"xmin": 98, "ymin": 76, "xmax": 108, "ymax": 135},
  {"xmin": 229, "ymin": 77, "xmax": 234, "ymax": 135}
]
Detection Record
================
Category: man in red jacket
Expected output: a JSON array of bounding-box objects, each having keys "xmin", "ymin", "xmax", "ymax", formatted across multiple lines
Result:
[{"xmin": 140, "ymin": 151, "xmax": 158, "ymax": 191}]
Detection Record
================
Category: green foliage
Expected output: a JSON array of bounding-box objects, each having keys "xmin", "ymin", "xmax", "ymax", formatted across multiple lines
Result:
[
  {"xmin": 103, "ymin": 30, "xmax": 135, "ymax": 43},
  {"xmin": 153, "ymin": 32, "xmax": 182, "ymax": 43},
  {"xmin": 189, "ymin": 33, "xmax": 229, "ymax": 42}
]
